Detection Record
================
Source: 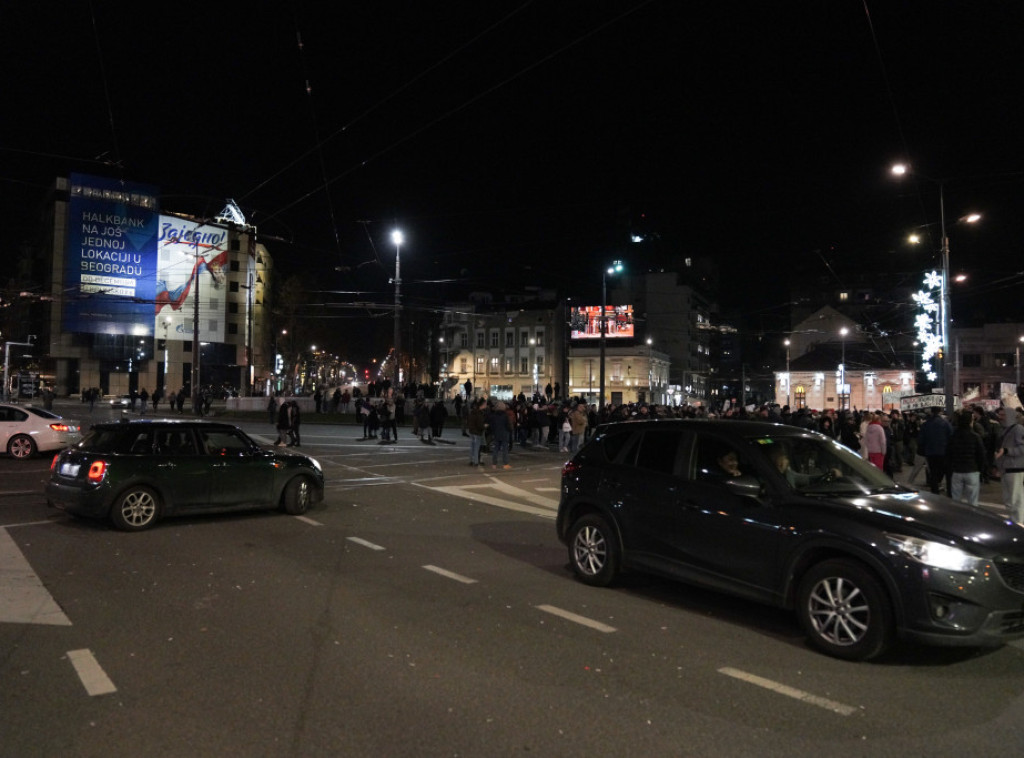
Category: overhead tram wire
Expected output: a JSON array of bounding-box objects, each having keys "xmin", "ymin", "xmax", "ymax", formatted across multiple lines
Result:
[
  {"xmin": 88, "ymin": 0, "xmax": 124, "ymax": 180},
  {"xmin": 257, "ymin": 0, "xmax": 656, "ymax": 228},
  {"xmin": 239, "ymin": 2, "xmax": 538, "ymax": 208},
  {"xmin": 292, "ymin": 17, "xmax": 344, "ymax": 265}
]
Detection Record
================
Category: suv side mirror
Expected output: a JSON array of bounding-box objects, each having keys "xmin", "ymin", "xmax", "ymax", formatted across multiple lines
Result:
[{"xmin": 723, "ymin": 475, "xmax": 764, "ymax": 499}]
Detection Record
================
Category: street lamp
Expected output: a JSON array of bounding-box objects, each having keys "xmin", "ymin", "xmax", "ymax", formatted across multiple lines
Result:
[
  {"xmin": 839, "ymin": 327, "xmax": 849, "ymax": 410},
  {"xmin": 1016, "ymin": 336, "xmax": 1024, "ymax": 389},
  {"xmin": 784, "ymin": 338, "xmax": 791, "ymax": 407},
  {"xmin": 391, "ymin": 229, "xmax": 403, "ymax": 390},
  {"xmin": 599, "ymin": 260, "xmax": 624, "ymax": 411},
  {"xmin": 892, "ymin": 163, "xmax": 980, "ymax": 417}
]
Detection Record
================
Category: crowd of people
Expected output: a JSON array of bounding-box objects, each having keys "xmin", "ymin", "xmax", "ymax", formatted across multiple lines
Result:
[{"xmin": 264, "ymin": 379, "xmax": 1024, "ymax": 522}]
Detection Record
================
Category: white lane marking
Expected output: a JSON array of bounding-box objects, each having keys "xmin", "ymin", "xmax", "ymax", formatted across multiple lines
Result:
[
  {"xmin": 718, "ymin": 667, "xmax": 858, "ymax": 716},
  {"xmin": 423, "ymin": 565, "xmax": 478, "ymax": 584},
  {"xmin": 0, "ymin": 528, "xmax": 71, "ymax": 626},
  {"xmin": 536, "ymin": 604, "xmax": 617, "ymax": 633},
  {"xmin": 3, "ymin": 519, "xmax": 62, "ymax": 528},
  {"xmin": 67, "ymin": 649, "xmax": 117, "ymax": 696},
  {"xmin": 347, "ymin": 536, "xmax": 386, "ymax": 551},
  {"xmin": 295, "ymin": 515, "xmax": 322, "ymax": 526}
]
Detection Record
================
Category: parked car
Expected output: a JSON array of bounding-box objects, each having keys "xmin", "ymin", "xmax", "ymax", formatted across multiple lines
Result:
[
  {"xmin": 556, "ymin": 418, "xmax": 1024, "ymax": 661},
  {"xmin": 0, "ymin": 403, "xmax": 82, "ymax": 460},
  {"xmin": 45, "ymin": 419, "xmax": 324, "ymax": 531}
]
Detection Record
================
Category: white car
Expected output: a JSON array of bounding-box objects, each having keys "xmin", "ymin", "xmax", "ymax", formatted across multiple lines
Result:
[{"xmin": 0, "ymin": 403, "xmax": 83, "ymax": 460}]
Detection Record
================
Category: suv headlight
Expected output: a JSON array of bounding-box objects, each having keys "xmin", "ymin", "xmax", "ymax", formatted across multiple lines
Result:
[{"xmin": 886, "ymin": 534, "xmax": 984, "ymax": 573}]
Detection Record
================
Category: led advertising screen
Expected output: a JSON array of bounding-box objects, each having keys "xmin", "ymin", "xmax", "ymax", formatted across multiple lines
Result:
[
  {"xmin": 155, "ymin": 217, "xmax": 230, "ymax": 343},
  {"xmin": 570, "ymin": 305, "xmax": 635, "ymax": 339},
  {"xmin": 64, "ymin": 174, "xmax": 159, "ymax": 335}
]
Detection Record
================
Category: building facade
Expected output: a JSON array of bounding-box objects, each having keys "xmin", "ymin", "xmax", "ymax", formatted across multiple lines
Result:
[{"xmin": 36, "ymin": 175, "xmax": 272, "ymax": 399}]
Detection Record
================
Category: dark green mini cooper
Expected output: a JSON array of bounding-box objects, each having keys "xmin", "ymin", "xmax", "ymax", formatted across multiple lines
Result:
[{"xmin": 46, "ymin": 419, "xmax": 324, "ymax": 531}]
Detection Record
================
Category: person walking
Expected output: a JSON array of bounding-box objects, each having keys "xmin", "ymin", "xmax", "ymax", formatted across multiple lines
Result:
[
  {"xmin": 919, "ymin": 406, "xmax": 953, "ymax": 495},
  {"xmin": 486, "ymin": 401, "xmax": 512, "ymax": 469},
  {"xmin": 275, "ymin": 399, "xmax": 291, "ymax": 446},
  {"xmin": 267, "ymin": 395, "xmax": 278, "ymax": 426},
  {"xmin": 569, "ymin": 401, "xmax": 588, "ymax": 453},
  {"xmin": 287, "ymin": 400, "xmax": 302, "ymax": 447},
  {"xmin": 862, "ymin": 412, "xmax": 886, "ymax": 470},
  {"xmin": 467, "ymin": 398, "xmax": 486, "ymax": 465},
  {"xmin": 947, "ymin": 410, "xmax": 987, "ymax": 506},
  {"xmin": 994, "ymin": 407, "xmax": 1024, "ymax": 523}
]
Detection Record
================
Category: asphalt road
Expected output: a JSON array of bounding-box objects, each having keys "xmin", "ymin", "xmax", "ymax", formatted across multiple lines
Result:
[{"xmin": 3, "ymin": 413, "xmax": 1024, "ymax": 756}]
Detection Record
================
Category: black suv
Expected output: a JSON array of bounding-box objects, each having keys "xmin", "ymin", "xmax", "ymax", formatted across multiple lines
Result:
[
  {"xmin": 556, "ymin": 419, "xmax": 1024, "ymax": 660},
  {"xmin": 46, "ymin": 419, "xmax": 325, "ymax": 531}
]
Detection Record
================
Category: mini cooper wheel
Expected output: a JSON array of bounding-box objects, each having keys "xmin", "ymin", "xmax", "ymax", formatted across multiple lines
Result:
[
  {"xmin": 797, "ymin": 558, "xmax": 894, "ymax": 661},
  {"xmin": 281, "ymin": 476, "xmax": 312, "ymax": 515},
  {"xmin": 8, "ymin": 434, "xmax": 36, "ymax": 460},
  {"xmin": 110, "ymin": 486, "xmax": 160, "ymax": 531},
  {"xmin": 567, "ymin": 514, "xmax": 620, "ymax": 587}
]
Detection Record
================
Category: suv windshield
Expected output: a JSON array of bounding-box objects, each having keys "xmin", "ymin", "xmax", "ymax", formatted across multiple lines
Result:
[{"xmin": 749, "ymin": 433, "xmax": 896, "ymax": 494}]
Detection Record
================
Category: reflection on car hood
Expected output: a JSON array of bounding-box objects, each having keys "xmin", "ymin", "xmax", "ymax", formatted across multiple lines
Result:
[{"xmin": 829, "ymin": 489, "xmax": 1024, "ymax": 555}]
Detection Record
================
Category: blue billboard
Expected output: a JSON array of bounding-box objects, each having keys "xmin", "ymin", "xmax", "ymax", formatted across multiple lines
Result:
[{"xmin": 64, "ymin": 174, "xmax": 159, "ymax": 335}]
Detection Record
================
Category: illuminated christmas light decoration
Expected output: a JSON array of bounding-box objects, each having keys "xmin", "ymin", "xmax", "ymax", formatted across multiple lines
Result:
[{"xmin": 913, "ymin": 270, "xmax": 944, "ymax": 382}]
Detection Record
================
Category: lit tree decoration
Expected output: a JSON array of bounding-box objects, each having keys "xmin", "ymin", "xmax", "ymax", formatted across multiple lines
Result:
[{"xmin": 913, "ymin": 269, "xmax": 944, "ymax": 381}]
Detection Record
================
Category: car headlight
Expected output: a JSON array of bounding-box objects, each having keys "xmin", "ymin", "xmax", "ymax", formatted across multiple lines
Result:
[{"xmin": 886, "ymin": 534, "xmax": 984, "ymax": 573}]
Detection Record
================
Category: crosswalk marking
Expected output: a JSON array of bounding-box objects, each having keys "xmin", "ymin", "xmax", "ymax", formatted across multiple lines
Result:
[
  {"xmin": 416, "ymin": 477, "xmax": 559, "ymax": 519},
  {"xmin": 0, "ymin": 528, "xmax": 71, "ymax": 626}
]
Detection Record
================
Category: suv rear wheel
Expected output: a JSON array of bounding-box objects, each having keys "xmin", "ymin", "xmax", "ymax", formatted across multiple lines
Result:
[
  {"xmin": 797, "ymin": 558, "xmax": 894, "ymax": 661},
  {"xmin": 568, "ymin": 514, "xmax": 620, "ymax": 587}
]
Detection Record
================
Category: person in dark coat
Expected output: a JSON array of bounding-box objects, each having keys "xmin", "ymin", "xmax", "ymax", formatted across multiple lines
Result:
[
  {"xmin": 486, "ymin": 401, "xmax": 512, "ymax": 469},
  {"xmin": 946, "ymin": 410, "xmax": 987, "ymax": 506},
  {"xmin": 919, "ymin": 407, "xmax": 954, "ymax": 495},
  {"xmin": 429, "ymin": 400, "xmax": 448, "ymax": 439},
  {"xmin": 287, "ymin": 400, "xmax": 301, "ymax": 447},
  {"xmin": 415, "ymin": 401, "xmax": 433, "ymax": 443},
  {"xmin": 275, "ymin": 400, "xmax": 291, "ymax": 446}
]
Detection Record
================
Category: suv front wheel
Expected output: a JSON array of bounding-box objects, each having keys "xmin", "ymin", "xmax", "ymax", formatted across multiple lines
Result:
[
  {"xmin": 568, "ymin": 513, "xmax": 620, "ymax": 587},
  {"xmin": 797, "ymin": 558, "xmax": 894, "ymax": 661}
]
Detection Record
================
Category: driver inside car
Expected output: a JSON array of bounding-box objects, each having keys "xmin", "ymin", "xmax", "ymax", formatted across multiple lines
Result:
[{"xmin": 770, "ymin": 447, "xmax": 842, "ymax": 490}]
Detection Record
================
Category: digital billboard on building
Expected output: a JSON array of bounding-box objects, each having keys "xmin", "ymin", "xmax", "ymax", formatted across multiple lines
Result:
[
  {"xmin": 570, "ymin": 305, "xmax": 635, "ymax": 339},
  {"xmin": 64, "ymin": 174, "xmax": 159, "ymax": 335}
]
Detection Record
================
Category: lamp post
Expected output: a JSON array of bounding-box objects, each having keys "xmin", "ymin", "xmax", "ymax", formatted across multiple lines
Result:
[
  {"xmin": 784, "ymin": 338, "xmax": 791, "ymax": 408},
  {"xmin": 599, "ymin": 260, "xmax": 623, "ymax": 411},
  {"xmin": 1016, "ymin": 336, "xmax": 1024, "ymax": 389},
  {"xmin": 892, "ymin": 163, "xmax": 980, "ymax": 417},
  {"xmin": 391, "ymin": 229, "xmax": 403, "ymax": 390},
  {"xmin": 839, "ymin": 327, "xmax": 849, "ymax": 410}
]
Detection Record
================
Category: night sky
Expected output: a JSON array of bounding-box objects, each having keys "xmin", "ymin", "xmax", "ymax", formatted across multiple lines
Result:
[{"xmin": 4, "ymin": 1, "xmax": 1023, "ymax": 336}]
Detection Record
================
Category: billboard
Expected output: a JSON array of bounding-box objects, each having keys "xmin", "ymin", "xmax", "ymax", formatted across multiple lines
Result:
[
  {"xmin": 155, "ymin": 217, "xmax": 230, "ymax": 343},
  {"xmin": 570, "ymin": 305, "xmax": 635, "ymax": 339},
  {"xmin": 64, "ymin": 174, "xmax": 159, "ymax": 335}
]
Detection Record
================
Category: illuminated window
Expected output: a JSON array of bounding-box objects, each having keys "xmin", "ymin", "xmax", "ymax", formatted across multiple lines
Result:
[{"xmin": 838, "ymin": 292, "xmax": 849, "ymax": 302}]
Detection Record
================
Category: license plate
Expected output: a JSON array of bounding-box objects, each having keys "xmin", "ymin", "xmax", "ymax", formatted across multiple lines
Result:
[{"xmin": 60, "ymin": 462, "xmax": 80, "ymax": 477}]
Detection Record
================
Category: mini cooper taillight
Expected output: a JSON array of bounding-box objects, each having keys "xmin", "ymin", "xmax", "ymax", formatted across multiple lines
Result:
[
  {"xmin": 87, "ymin": 460, "xmax": 108, "ymax": 484},
  {"xmin": 50, "ymin": 454, "xmax": 60, "ymax": 472}
]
